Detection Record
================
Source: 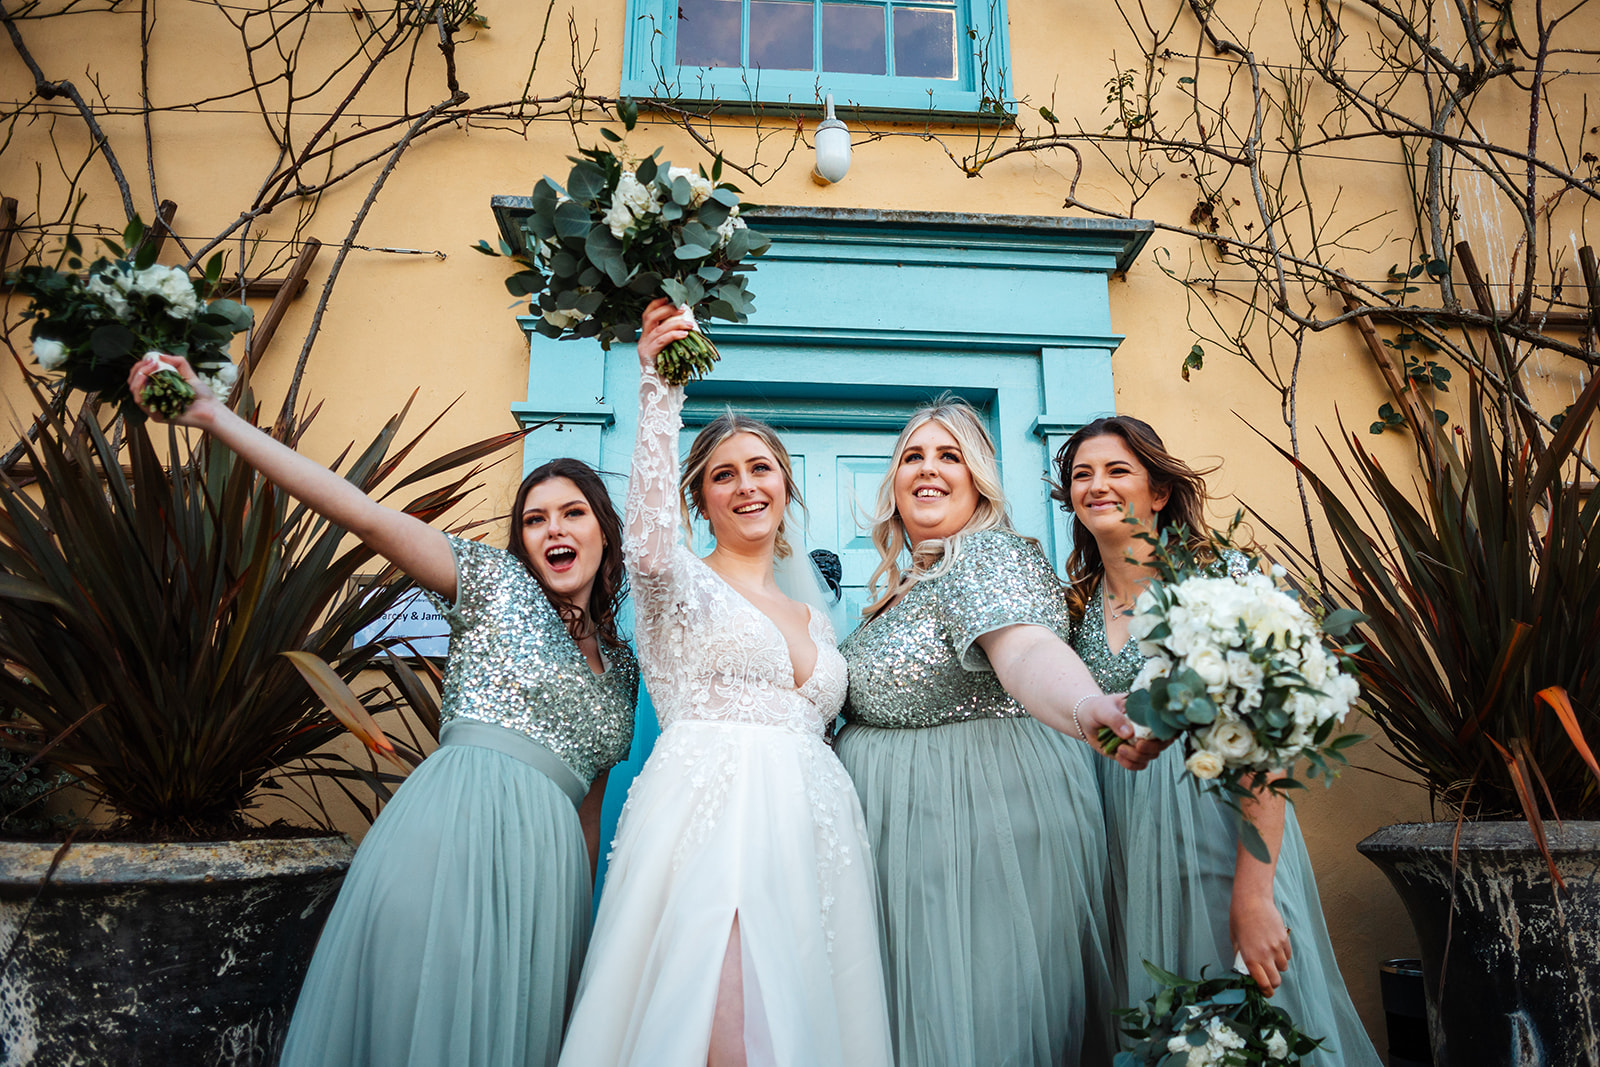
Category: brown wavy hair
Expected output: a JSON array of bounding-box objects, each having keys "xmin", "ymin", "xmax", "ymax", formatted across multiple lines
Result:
[
  {"xmin": 507, "ymin": 457, "xmax": 628, "ymax": 650},
  {"xmin": 1050, "ymin": 416, "xmax": 1215, "ymax": 619},
  {"xmin": 680, "ymin": 410, "xmax": 806, "ymax": 560}
]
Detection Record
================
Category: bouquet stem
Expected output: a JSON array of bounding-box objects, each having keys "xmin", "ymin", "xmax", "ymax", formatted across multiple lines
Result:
[
  {"xmin": 1097, "ymin": 725, "xmax": 1127, "ymax": 755},
  {"xmin": 655, "ymin": 324, "xmax": 720, "ymax": 386},
  {"xmin": 139, "ymin": 368, "xmax": 197, "ymax": 420}
]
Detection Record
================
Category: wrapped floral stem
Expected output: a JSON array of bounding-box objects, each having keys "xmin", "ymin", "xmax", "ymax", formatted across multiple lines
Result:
[
  {"xmin": 1094, "ymin": 517, "xmax": 1367, "ymax": 860},
  {"xmin": 654, "ymin": 306, "xmax": 720, "ymax": 386},
  {"xmin": 14, "ymin": 216, "xmax": 251, "ymax": 422},
  {"xmin": 477, "ymin": 100, "xmax": 770, "ymax": 385}
]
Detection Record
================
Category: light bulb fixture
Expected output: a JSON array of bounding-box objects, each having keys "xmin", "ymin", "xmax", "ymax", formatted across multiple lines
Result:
[{"xmin": 812, "ymin": 93, "xmax": 851, "ymax": 185}]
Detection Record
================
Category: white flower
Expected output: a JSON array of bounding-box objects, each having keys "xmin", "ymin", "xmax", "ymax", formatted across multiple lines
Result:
[
  {"xmin": 666, "ymin": 165, "xmax": 714, "ymax": 206},
  {"xmin": 1206, "ymin": 719, "xmax": 1256, "ymax": 761},
  {"xmin": 603, "ymin": 199, "xmax": 635, "ymax": 239},
  {"xmin": 1184, "ymin": 1046, "xmax": 1215, "ymax": 1067},
  {"xmin": 32, "ymin": 336, "xmax": 68, "ymax": 371},
  {"xmin": 86, "ymin": 273, "xmax": 131, "ymax": 318},
  {"xmin": 1186, "ymin": 749, "xmax": 1225, "ymax": 779},
  {"xmin": 1205, "ymin": 1017, "xmax": 1246, "ymax": 1050},
  {"xmin": 715, "ymin": 213, "xmax": 747, "ymax": 245},
  {"xmin": 614, "ymin": 171, "xmax": 659, "ymax": 216},
  {"xmin": 197, "ymin": 361, "xmax": 239, "ymax": 403},
  {"xmin": 1266, "ymin": 1029, "xmax": 1291, "ymax": 1059},
  {"xmin": 1167, "ymin": 1034, "xmax": 1192, "ymax": 1055},
  {"xmin": 1225, "ymin": 650, "xmax": 1264, "ymax": 691},
  {"xmin": 1188, "ymin": 646, "xmax": 1230, "ymax": 689},
  {"xmin": 542, "ymin": 307, "xmax": 589, "ymax": 329}
]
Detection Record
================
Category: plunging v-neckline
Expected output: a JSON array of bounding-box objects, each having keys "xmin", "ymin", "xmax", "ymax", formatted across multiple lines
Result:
[{"xmin": 696, "ymin": 556, "xmax": 820, "ymax": 691}]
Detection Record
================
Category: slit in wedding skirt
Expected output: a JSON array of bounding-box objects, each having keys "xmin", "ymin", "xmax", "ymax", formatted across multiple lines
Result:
[{"xmin": 740, "ymin": 917, "xmax": 776, "ymax": 1067}]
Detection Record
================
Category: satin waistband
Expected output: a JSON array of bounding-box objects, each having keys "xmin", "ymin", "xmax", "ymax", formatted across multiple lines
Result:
[{"xmin": 438, "ymin": 719, "xmax": 586, "ymax": 809}]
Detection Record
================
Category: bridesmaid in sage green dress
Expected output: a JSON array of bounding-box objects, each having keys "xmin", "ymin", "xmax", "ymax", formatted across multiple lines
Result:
[
  {"xmin": 836, "ymin": 398, "xmax": 1159, "ymax": 1067},
  {"xmin": 129, "ymin": 357, "xmax": 639, "ymax": 1067},
  {"xmin": 1056, "ymin": 414, "xmax": 1381, "ymax": 1067}
]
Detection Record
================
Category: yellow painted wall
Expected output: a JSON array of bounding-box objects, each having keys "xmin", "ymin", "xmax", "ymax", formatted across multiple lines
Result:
[{"xmin": 5, "ymin": 0, "xmax": 1596, "ymax": 1057}]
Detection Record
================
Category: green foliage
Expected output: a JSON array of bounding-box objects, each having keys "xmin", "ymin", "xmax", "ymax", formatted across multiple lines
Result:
[
  {"xmin": 479, "ymin": 129, "xmax": 771, "ymax": 385},
  {"xmin": 0, "ymin": 377, "xmax": 518, "ymax": 836},
  {"xmin": 1269, "ymin": 367, "xmax": 1600, "ymax": 825},
  {"xmin": 1112, "ymin": 961, "xmax": 1326, "ymax": 1065}
]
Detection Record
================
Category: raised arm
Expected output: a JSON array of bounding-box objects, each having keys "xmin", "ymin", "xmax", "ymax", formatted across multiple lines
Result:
[
  {"xmin": 978, "ymin": 624, "xmax": 1160, "ymax": 771},
  {"xmin": 129, "ymin": 355, "xmax": 456, "ymax": 597},
  {"xmin": 622, "ymin": 300, "xmax": 694, "ymax": 580}
]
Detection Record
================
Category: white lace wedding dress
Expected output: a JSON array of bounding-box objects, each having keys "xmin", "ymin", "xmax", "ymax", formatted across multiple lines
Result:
[{"xmin": 556, "ymin": 367, "xmax": 893, "ymax": 1067}]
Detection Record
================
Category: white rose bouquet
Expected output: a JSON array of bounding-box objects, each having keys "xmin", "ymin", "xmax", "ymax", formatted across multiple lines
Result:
[
  {"xmin": 13, "ymin": 216, "xmax": 251, "ymax": 421},
  {"xmin": 477, "ymin": 100, "xmax": 770, "ymax": 386},
  {"xmin": 1112, "ymin": 960, "xmax": 1327, "ymax": 1066},
  {"xmin": 1100, "ymin": 517, "xmax": 1366, "ymax": 859}
]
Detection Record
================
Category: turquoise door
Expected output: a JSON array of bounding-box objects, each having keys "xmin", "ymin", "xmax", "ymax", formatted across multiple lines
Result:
[{"xmin": 492, "ymin": 205, "xmax": 1151, "ymax": 894}]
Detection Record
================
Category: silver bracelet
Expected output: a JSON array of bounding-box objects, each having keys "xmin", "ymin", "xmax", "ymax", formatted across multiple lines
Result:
[{"xmin": 1071, "ymin": 694, "xmax": 1094, "ymax": 742}]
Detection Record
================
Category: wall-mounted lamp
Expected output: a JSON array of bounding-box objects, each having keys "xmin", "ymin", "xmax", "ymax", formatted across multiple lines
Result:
[{"xmin": 812, "ymin": 93, "xmax": 851, "ymax": 185}]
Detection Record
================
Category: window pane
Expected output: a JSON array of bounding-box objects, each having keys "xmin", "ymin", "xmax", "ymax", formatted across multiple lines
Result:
[
  {"xmin": 750, "ymin": 0, "xmax": 814, "ymax": 71},
  {"xmin": 893, "ymin": 7, "xmax": 955, "ymax": 79},
  {"xmin": 822, "ymin": 4, "xmax": 886, "ymax": 75},
  {"xmin": 676, "ymin": 0, "xmax": 742, "ymax": 68}
]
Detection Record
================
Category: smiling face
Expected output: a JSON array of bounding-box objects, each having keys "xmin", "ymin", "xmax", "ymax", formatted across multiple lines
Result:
[
  {"xmin": 1068, "ymin": 433, "xmax": 1170, "ymax": 542},
  {"xmin": 892, "ymin": 420, "xmax": 981, "ymax": 545},
  {"xmin": 700, "ymin": 432, "xmax": 788, "ymax": 552},
  {"xmin": 519, "ymin": 476, "xmax": 607, "ymax": 610}
]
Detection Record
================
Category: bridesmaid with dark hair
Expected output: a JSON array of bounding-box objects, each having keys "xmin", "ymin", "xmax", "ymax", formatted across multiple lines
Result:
[
  {"xmin": 128, "ymin": 355, "xmax": 639, "ymax": 1067},
  {"xmin": 1056, "ymin": 414, "xmax": 1381, "ymax": 1067}
]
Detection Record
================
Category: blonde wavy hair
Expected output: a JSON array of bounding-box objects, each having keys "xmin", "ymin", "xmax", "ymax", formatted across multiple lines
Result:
[
  {"xmin": 680, "ymin": 410, "xmax": 805, "ymax": 560},
  {"xmin": 863, "ymin": 398, "xmax": 1020, "ymax": 616}
]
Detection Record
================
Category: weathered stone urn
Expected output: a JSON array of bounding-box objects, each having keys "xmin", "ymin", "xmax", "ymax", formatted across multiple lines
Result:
[
  {"xmin": 0, "ymin": 836, "xmax": 353, "ymax": 1066},
  {"xmin": 1359, "ymin": 821, "xmax": 1600, "ymax": 1067}
]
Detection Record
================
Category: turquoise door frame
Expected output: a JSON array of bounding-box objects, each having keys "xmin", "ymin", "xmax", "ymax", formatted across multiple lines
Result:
[{"xmin": 487, "ymin": 203, "xmax": 1151, "ymax": 892}]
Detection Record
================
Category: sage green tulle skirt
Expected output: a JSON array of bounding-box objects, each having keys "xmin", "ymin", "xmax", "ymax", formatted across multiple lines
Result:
[
  {"xmin": 278, "ymin": 736, "xmax": 592, "ymax": 1067},
  {"xmin": 1097, "ymin": 749, "xmax": 1382, "ymax": 1067},
  {"xmin": 836, "ymin": 716, "xmax": 1118, "ymax": 1067}
]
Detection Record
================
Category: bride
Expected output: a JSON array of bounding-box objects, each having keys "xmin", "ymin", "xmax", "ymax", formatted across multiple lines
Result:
[{"xmin": 556, "ymin": 300, "xmax": 894, "ymax": 1067}]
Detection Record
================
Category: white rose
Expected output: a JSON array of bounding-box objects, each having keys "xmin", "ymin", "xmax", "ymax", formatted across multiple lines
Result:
[
  {"xmin": 1206, "ymin": 1018, "xmax": 1246, "ymax": 1050},
  {"xmin": 1188, "ymin": 646, "xmax": 1229, "ymax": 689},
  {"xmin": 1168, "ymin": 1035, "xmax": 1192, "ymax": 1055},
  {"xmin": 603, "ymin": 199, "xmax": 635, "ymax": 239},
  {"xmin": 1184, "ymin": 1046, "xmax": 1214, "ymax": 1067},
  {"xmin": 1205, "ymin": 719, "xmax": 1255, "ymax": 761},
  {"xmin": 715, "ymin": 214, "xmax": 747, "ymax": 245},
  {"xmin": 1266, "ymin": 1029, "xmax": 1290, "ymax": 1060},
  {"xmin": 666, "ymin": 165, "xmax": 714, "ymax": 206},
  {"xmin": 1186, "ymin": 749, "xmax": 1225, "ymax": 779},
  {"xmin": 198, "ymin": 361, "xmax": 239, "ymax": 403},
  {"xmin": 1225, "ymin": 650, "xmax": 1263, "ymax": 690},
  {"xmin": 32, "ymin": 336, "xmax": 69, "ymax": 371},
  {"xmin": 87, "ymin": 273, "xmax": 131, "ymax": 318},
  {"xmin": 542, "ymin": 307, "xmax": 588, "ymax": 329}
]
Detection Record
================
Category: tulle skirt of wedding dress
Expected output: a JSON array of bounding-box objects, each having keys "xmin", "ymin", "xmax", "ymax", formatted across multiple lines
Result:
[{"xmin": 557, "ymin": 719, "xmax": 893, "ymax": 1067}]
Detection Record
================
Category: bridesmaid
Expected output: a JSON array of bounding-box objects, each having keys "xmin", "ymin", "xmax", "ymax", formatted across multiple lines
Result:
[
  {"xmin": 1056, "ymin": 414, "xmax": 1381, "ymax": 1067},
  {"xmin": 835, "ymin": 397, "xmax": 1157, "ymax": 1067},
  {"xmin": 129, "ymin": 356, "xmax": 638, "ymax": 1067}
]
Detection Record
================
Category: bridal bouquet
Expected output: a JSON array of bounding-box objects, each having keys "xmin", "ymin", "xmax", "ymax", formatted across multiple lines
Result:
[
  {"xmin": 1113, "ymin": 961, "xmax": 1326, "ymax": 1066},
  {"xmin": 478, "ymin": 101, "xmax": 770, "ymax": 386},
  {"xmin": 1100, "ymin": 519, "xmax": 1365, "ymax": 858},
  {"xmin": 14, "ymin": 216, "xmax": 251, "ymax": 421}
]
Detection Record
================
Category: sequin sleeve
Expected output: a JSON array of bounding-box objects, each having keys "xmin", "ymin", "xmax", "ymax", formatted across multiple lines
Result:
[
  {"xmin": 939, "ymin": 530, "xmax": 1072, "ymax": 673},
  {"xmin": 425, "ymin": 534, "xmax": 532, "ymax": 634}
]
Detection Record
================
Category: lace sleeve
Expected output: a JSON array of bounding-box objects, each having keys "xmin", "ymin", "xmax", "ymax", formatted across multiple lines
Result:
[{"xmin": 622, "ymin": 364, "xmax": 686, "ymax": 585}]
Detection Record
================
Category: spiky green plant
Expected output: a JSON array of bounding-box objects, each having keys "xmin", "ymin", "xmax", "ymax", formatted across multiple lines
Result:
[
  {"xmin": 1265, "ymin": 369, "xmax": 1600, "ymax": 877},
  {"xmin": 0, "ymin": 370, "xmax": 519, "ymax": 837}
]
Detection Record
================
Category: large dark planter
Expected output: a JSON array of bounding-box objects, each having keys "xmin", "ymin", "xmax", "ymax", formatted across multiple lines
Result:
[
  {"xmin": 1359, "ymin": 822, "xmax": 1600, "ymax": 1067},
  {"xmin": 0, "ymin": 836, "xmax": 354, "ymax": 1065}
]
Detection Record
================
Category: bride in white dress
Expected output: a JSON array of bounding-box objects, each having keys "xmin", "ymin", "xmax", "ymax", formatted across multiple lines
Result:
[{"xmin": 557, "ymin": 301, "xmax": 893, "ymax": 1067}]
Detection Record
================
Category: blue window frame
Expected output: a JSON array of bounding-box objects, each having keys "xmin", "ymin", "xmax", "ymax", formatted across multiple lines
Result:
[{"xmin": 620, "ymin": 0, "xmax": 1013, "ymax": 120}]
